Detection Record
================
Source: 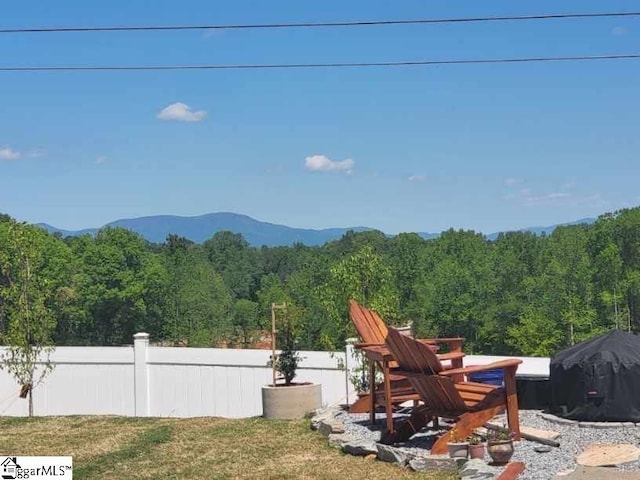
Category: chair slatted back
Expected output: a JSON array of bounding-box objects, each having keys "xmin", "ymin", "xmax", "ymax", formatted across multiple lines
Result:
[
  {"xmin": 386, "ymin": 326, "xmax": 443, "ymax": 374},
  {"xmin": 410, "ymin": 375, "xmax": 468, "ymax": 413},
  {"xmin": 349, "ymin": 299, "xmax": 387, "ymax": 344},
  {"xmin": 386, "ymin": 327, "xmax": 467, "ymax": 413}
]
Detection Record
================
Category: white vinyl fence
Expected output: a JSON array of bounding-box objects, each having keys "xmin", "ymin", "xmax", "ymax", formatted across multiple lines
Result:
[
  {"xmin": 0, "ymin": 334, "xmax": 550, "ymax": 418},
  {"xmin": 0, "ymin": 333, "xmax": 348, "ymax": 418}
]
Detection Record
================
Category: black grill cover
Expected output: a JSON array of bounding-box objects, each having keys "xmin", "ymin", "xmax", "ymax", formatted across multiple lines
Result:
[{"xmin": 549, "ymin": 329, "xmax": 640, "ymax": 421}]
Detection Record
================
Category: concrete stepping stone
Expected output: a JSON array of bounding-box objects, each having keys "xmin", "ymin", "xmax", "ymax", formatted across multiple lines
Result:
[
  {"xmin": 555, "ymin": 466, "xmax": 640, "ymax": 479},
  {"xmin": 577, "ymin": 444, "xmax": 640, "ymax": 467}
]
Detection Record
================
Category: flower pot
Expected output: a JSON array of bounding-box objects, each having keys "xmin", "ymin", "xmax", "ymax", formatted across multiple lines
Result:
[
  {"xmin": 261, "ymin": 383, "xmax": 322, "ymax": 419},
  {"xmin": 469, "ymin": 443, "xmax": 486, "ymax": 460},
  {"xmin": 487, "ymin": 440, "xmax": 514, "ymax": 465},
  {"xmin": 447, "ymin": 442, "xmax": 469, "ymax": 459}
]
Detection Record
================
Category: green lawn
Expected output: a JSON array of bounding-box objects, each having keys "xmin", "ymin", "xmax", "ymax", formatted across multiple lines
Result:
[{"xmin": 0, "ymin": 416, "xmax": 458, "ymax": 479}]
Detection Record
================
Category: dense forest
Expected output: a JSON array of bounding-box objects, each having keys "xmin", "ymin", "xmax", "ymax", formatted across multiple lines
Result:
[{"xmin": 1, "ymin": 207, "xmax": 640, "ymax": 357}]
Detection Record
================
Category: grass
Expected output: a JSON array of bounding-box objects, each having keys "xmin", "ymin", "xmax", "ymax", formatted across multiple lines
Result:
[{"xmin": 0, "ymin": 416, "xmax": 459, "ymax": 480}]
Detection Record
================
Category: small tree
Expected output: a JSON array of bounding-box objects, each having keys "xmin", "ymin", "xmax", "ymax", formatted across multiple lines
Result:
[
  {"xmin": 269, "ymin": 303, "xmax": 303, "ymax": 386},
  {"xmin": 0, "ymin": 221, "xmax": 56, "ymax": 415}
]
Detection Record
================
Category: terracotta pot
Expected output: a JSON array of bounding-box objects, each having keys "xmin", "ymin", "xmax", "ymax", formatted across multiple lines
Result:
[
  {"xmin": 469, "ymin": 443, "xmax": 486, "ymax": 460},
  {"xmin": 487, "ymin": 440, "xmax": 514, "ymax": 464},
  {"xmin": 446, "ymin": 442, "xmax": 469, "ymax": 459}
]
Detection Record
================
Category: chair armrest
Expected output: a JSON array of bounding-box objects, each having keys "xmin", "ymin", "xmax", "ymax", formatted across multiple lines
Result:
[
  {"xmin": 418, "ymin": 337, "xmax": 465, "ymax": 353},
  {"xmin": 359, "ymin": 345, "xmax": 394, "ymax": 362},
  {"xmin": 436, "ymin": 352, "xmax": 465, "ymax": 361},
  {"xmin": 419, "ymin": 337, "xmax": 465, "ymax": 344},
  {"xmin": 438, "ymin": 359, "xmax": 522, "ymax": 377},
  {"xmin": 354, "ymin": 342, "xmax": 382, "ymax": 348}
]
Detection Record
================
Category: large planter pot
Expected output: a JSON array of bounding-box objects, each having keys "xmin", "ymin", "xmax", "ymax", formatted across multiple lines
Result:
[
  {"xmin": 262, "ymin": 383, "xmax": 322, "ymax": 419},
  {"xmin": 487, "ymin": 440, "xmax": 514, "ymax": 465},
  {"xmin": 446, "ymin": 442, "xmax": 469, "ymax": 459},
  {"xmin": 469, "ymin": 443, "xmax": 486, "ymax": 460}
]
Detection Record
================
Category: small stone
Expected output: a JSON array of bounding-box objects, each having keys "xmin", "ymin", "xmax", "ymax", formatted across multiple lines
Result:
[
  {"xmin": 376, "ymin": 444, "xmax": 410, "ymax": 466},
  {"xmin": 539, "ymin": 413, "xmax": 578, "ymax": 425},
  {"xmin": 459, "ymin": 458, "xmax": 498, "ymax": 479},
  {"xmin": 579, "ymin": 421, "xmax": 624, "ymax": 429},
  {"xmin": 594, "ymin": 422, "xmax": 623, "ymax": 429},
  {"xmin": 342, "ymin": 439, "xmax": 378, "ymax": 456},
  {"xmin": 318, "ymin": 419, "xmax": 344, "ymax": 436},
  {"xmin": 534, "ymin": 446, "xmax": 552, "ymax": 453},
  {"xmin": 310, "ymin": 406, "xmax": 341, "ymax": 429},
  {"xmin": 409, "ymin": 456, "xmax": 458, "ymax": 473},
  {"xmin": 364, "ymin": 453, "xmax": 377, "ymax": 461},
  {"xmin": 328, "ymin": 433, "xmax": 353, "ymax": 447},
  {"xmin": 578, "ymin": 422, "xmax": 599, "ymax": 428}
]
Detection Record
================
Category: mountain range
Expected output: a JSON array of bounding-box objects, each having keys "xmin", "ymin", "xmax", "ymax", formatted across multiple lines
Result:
[{"xmin": 37, "ymin": 212, "xmax": 596, "ymax": 247}]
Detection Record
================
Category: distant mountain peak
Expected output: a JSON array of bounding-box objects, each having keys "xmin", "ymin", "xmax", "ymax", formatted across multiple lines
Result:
[
  {"xmin": 37, "ymin": 212, "xmax": 596, "ymax": 247},
  {"xmin": 38, "ymin": 212, "xmax": 374, "ymax": 247}
]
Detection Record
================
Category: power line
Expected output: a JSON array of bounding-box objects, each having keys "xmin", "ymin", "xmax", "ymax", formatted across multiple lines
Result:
[
  {"xmin": 1, "ymin": 54, "xmax": 639, "ymax": 72},
  {"xmin": 1, "ymin": 11, "xmax": 640, "ymax": 34}
]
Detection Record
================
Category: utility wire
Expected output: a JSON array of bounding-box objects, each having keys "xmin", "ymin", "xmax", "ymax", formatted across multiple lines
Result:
[
  {"xmin": 1, "ymin": 54, "xmax": 640, "ymax": 72},
  {"xmin": 1, "ymin": 11, "xmax": 640, "ymax": 34}
]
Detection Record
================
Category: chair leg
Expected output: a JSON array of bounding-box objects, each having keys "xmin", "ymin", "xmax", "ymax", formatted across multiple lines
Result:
[
  {"xmin": 380, "ymin": 405, "xmax": 432, "ymax": 444},
  {"xmin": 430, "ymin": 405, "xmax": 504, "ymax": 455},
  {"xmin": 504, "ymin": 366, "xmax": 521, "ymax": 440}
]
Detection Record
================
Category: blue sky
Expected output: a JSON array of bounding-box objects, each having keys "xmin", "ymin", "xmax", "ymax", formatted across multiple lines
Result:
[{"xmin": 1, "ymin": 1, "xmax": 639, "ymax": 235}]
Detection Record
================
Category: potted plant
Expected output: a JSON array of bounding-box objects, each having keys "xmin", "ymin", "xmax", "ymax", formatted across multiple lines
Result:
[
  {"xmin": 486, "ymin": 426, "xmax": 516, "ymax": 465},
  {"xmin": 261, "ymin": 303, "xmax": 322, "ymax": 419},
  {"xmin": 468, "ymin": 433, "xmax": 486, "ymax": 460},
  {"xmin": 446, "ymin": 427, "xmax": 469, "ymax": 459}
]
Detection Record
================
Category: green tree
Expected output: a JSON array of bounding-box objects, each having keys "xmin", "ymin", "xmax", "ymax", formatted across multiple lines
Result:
[
  {"xmin": 321, "ymin": 245, "xmax": 399, "ymax": 349},
  {"xmin": 0, "ymin": 221, "xmax": 59, "ymax": 415},
  {"xmin": 232, "ymin": 299, "xmax": 260, "ymax": 348},
  {"xmin": 72, "ymin": 228, "xmax": 169, "ymax": 345},
  {"xmin": 163, "ymin": 242, "xmax": 232, "ymax": 347},
  {"xmin": 419, "ymin": 229, "xmax": 494, "ymax": 351},
  {"xmin": 483, "ymin": 231, "xmax": 543, "ymax": 354},
  {"xmin": 388, "ymin": 233, "xmax": 430, "ymax": 328},
  {"xmin": 204, "ymin": 231, "xmax": 259, "ymax": 300}
]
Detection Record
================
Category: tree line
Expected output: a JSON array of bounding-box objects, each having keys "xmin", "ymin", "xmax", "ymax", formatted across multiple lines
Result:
[{"xmin": 1, "ymin": 207, "xmax": 640, "ymax": 357}]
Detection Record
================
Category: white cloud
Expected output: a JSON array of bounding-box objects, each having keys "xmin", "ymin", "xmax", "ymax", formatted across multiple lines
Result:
[
  {"xmin": 504, "ymin": 184, "xmax": 603, "ymax": 207},
  {"xmin": 0, "ymin": 147, "xmax": 21, "ymax": 161},
  {"xmin": 612, "ymin": 26, "xmax": 628, "ymax": 36},
  {"xmin": 522, "ymin": 192, "xmax": 571, "ymax": 206},
  {"xmin": 408, "ymin": 175, "xmax": 426, "ymax": 182},
  {"xmin": 95, "ymin": 156, "xmax": 108, "ymax": 165},
  {"xmin": 28, "ymin": 149, "xmax": 46, "ymax": 158},
  {"xmin": 157, "ymin": 102, "xmax": 207, "ymax": 122},
  {"xmin": 546, "ymin": 192, "xmax": 571, "ymax": 200},
  {"xmin": 504, "ymin": 177, "xmax": 521, "ymax": 186},
  {"xmin": 304, "ymin": 155, "xmax": 354, "ymax": 174}
]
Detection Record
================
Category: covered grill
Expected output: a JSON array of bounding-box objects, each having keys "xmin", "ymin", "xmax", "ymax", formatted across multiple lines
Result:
[{"xmin": 549, "ymin": 329, "xmax": 640, "ymax": 422}]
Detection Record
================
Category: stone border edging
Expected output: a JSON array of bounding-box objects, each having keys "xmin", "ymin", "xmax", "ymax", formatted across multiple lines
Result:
[
  {"xmin": 310, "ymin": 406, "xmax": 504, "ymax": 478},
  {"xmin": 538, "ymin": 412, "xmax": 640, "ymax": 429}
]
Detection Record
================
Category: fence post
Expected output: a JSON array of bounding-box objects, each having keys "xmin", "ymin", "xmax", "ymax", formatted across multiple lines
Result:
[
  {"xmin": 133, "ymin": 332, "xmax": 150, "ymax": 417},
  {"xmin": 344, "ymin": 337, "xmax": 358, "ymax": 406}
]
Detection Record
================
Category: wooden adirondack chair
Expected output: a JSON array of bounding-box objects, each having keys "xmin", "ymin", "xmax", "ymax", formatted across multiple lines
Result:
[
  {"xmin": 384, "ymin": 326, "xmax": 522, "ymax": 454},
  {"xmin": 348, "ymin": 299, "xmax": 465, "ymax": 433},
  {"xmin": 349, "ymin": 299, "xmax": 465, "ymax": 355}
]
